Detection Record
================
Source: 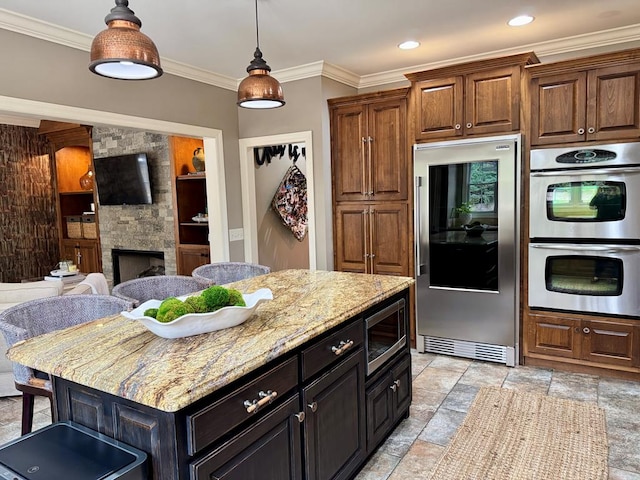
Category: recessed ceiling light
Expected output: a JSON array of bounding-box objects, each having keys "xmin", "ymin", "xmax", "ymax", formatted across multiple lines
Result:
[
  {"xmin": 398, "ymin": 40, "xmax": 420, "ymax": 50},
  {"xmin": 508, "ymin": 15, "xmax": 534, "ymax": 26}
]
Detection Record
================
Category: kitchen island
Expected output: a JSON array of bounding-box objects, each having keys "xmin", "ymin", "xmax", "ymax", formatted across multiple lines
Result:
[{"xmin": 8, "ymin": 269, "xmax": 414, "ymax": 480}]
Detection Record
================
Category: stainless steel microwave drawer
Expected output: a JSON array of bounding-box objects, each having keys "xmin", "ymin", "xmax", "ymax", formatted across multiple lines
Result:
[
  {"xmin": 301, "ymin": 320, "xmax": 364, "ymax": 382},
  {"xmin": 186, "ymin": 356, "xmax": 298, "ymax": 456}
]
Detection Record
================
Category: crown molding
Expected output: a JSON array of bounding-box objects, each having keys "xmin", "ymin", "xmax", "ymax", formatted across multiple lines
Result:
[
  {"xmin": 360, "ymin": 23, "xmax": 640, "ymax": 89},
  {"xmin": 0, "ymin": 8, "xmax": 238, "ymax": 91},
  {"xmin": 2, "ymin": 8, "xmax": 639, "ymax": 91}
]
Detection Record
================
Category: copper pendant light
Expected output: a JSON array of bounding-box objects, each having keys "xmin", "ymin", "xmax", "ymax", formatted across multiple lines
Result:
[
  {"xmin": 237, "ymin": 0, "xmax": 285, "ymax": 109},
  {"xmin": 89, "ymin": 0, "xmax": 162, "ymax": 80}
]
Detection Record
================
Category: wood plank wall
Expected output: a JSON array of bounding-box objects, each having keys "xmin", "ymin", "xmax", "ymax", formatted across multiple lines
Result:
[{"xmin": 0, "ymin": 125, "xmax": 59, "ymax": 283}]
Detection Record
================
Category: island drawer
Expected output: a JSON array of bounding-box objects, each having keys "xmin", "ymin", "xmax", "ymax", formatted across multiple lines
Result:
[
  {"xmin": 301, "ymin": 319, "xmax": 364, "ymax": 381},
  {"xmin": 186, "ymin": 356, "xmax": 298, "ymax": 456}
]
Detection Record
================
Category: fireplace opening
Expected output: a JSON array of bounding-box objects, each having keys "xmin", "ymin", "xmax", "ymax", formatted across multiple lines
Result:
[{"xmin": 112, "ymin": 249, "xmax": 165, "ymax": 285}]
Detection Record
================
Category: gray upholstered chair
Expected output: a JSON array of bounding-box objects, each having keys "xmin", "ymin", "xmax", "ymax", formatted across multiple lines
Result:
[
  {"xmin": 191, "ymin": 262, "xmax": 271, "ymax": 285},
  {"xmin": 0, "ymin": 294, "xmax": 133, "ymax": 435},
  {"xmin": 111, "ymin": 275, "xmax": 213, "ymax": 307}
]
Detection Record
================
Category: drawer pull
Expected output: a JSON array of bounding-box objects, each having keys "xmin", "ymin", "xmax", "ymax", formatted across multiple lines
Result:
[
  {"xmin": 243, "ymin": 390, "xmax": 278, "ymax": 414},
  {"xmin": 295, "ymin": 412, "xmax": 306, "ymax": 423},
  {"xmin": 390, "ymin": 379, "xmax": 401, "ymax": 392},
  {"xmin": 331, "ymin": 340, "xmax": 354, "ymax": 356},
  {"xmin": 307, "ymin": 401, "xmax": 318, "ymax": 412}
]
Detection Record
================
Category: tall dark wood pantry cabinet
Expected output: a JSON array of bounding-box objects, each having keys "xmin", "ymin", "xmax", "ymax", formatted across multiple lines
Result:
[{"xmin": 329, "ymin": 88, "xmax": 410, "ymax": 277}]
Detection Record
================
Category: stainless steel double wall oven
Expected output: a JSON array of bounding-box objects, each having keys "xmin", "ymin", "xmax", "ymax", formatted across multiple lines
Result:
[{"xmin": 529, "ymin": 141, "xmax": 640, "ymax": 317}]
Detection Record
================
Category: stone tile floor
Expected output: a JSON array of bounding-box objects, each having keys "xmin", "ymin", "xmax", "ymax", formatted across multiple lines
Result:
[{"xmin": 0, "ymin": 351, "xmax": 638, "ymax": 479}]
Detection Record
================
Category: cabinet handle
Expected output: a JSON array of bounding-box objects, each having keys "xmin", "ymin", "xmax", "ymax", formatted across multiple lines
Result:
[
  {"xmin": 331, "ymin": 339, "xmax": 354, "ymax": 356},
  {"xmin": 243, "ymin": 390, "xmax": 278, "ymax": 414},
  {"xmin": 307, "ymin": 401, "xmax": 318, "ymax": 413},
  {"xmin": 466, "ymin": 122, "xmax": 472, "ymax": 129},
  {"xmin": 588, "ymin": 127, "xmax": 595, "ymax": 134},
  {"xmin": 390, "ymin": 379, "xmax": 401, "ymax": 392},
  {"xmin": 583, "ymin": 327, "xmax": 590, "ymax": 334},
  {"xmin": 455, "ymin": 124, "xmax": 461, "ymax": 130},
  {"xmin": 294, "ymin": 412, "xmax": 306, "ymax": 423},
  {"xmin": 577, "ymin": 128, "xmax": 585, "ymax": 135}
]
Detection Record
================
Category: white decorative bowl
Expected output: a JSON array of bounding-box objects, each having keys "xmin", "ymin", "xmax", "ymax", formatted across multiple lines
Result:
[{"xmin": 121, "ymin": 288, "xmax": 273, "ymax": 339}]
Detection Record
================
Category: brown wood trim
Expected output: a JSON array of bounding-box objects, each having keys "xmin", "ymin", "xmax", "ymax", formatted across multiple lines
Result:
[
  {"xmin": 328, "ymin": 87, "xmax": 409, "ymax": 107},
  {"xmin": 523, "ymin": 355, "xmax": 640, "ymax": 381},
  {"xmin": 526, "ymin": 47, "xmax": 640, "ymax": 78},
  {"xmin": 405, "ymin": 52, "xmax": 539, "ymax": 82}
]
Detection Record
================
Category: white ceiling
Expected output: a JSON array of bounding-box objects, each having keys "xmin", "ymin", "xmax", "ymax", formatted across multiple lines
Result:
[{"xmin": 1, "ymin": 1, "xmax": 640, "ymax": 90}]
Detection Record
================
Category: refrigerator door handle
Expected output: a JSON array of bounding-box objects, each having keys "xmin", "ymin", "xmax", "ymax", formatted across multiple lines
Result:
[{"xmin": 415, "ymin": 176, "xmax": 424, "ymax": 277}]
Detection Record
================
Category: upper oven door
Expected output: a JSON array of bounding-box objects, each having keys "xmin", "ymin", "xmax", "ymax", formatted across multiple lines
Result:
[{"xmin": 530, "ymin": 165, "xmax": 640, "ymax": 240}]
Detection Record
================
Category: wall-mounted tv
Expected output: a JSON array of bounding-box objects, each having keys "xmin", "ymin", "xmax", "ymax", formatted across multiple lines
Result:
[{"xmin": 93, "ymin": 153, "xmax": 153, "ymax": 206}]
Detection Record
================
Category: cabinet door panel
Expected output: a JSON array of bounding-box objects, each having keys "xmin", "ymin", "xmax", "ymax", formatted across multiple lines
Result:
[
  {"xmin": 414, "ymin": 76, "xmax": 464, "ymax": 141},
  {"xmin": 588, "ymin": 64, "xmax": 640, "ymax": 141},
  {"xmin": 334, "ymin": 205, "xmax": 368, "ymax": 273},
  {"xmin": 303, "ymin": 349, "xmax": 365, "ymax": 480},
  {"xmin": 370, "ymin": 203, "xmax": 408, "ymax": 276},
  {"xmin": 191, "ymin": 395, "xmax": 302, "ymax": 480},
  {"xmin": 178, "ymin": 246, "xmax": 210, "ymax": 275},
  {"xmin": 332, "ymin": 105, "xmax": 367, "ymax": 202},
  {"xmin": 526, "ymin": 314, "xmax": 580, "ymax": 359},
  {"xmin": 583, "ymin": 320, "xmax": 638, "ymax": 368},
  {"xmin": 369, "ymin": 99, "xmax": 407, "ymax": 201},
  {"xmin": 61, "ymin": 240, "xmax": 100, "ymax": 273},
  {"xmin": 390, "ymin": 354, "xmax": 412, "ymax": 416},
  {"xmin": 365, "ymin": 372, "xmax": 393, "ymax": 451},
  {"xmin": 531, "ymin": 72, "xmax": 587, "ymax": 145},
  {"xmin": 466, "ymin": 66, "xmax": 519, "ymax": 135}
]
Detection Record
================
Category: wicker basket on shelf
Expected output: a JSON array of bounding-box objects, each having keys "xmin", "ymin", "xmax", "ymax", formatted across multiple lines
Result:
[
  {"xmin": 82, "ymin": 214, "xmax": 97, "ymax": 239},
  {"xmin": 66, "ymin": 216, "xmax": 82, "ymax": 239}
]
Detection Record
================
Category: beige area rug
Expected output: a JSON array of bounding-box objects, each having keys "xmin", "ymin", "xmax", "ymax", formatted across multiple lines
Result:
[{"xmin": 427, "ymin": 386, "xmax": 608, "ymax": 480}]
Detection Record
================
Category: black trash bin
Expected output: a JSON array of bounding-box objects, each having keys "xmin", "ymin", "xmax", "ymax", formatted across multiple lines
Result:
[{"xmin": 0, "ymin": 421, "xmax": 147, "ymax": 480}]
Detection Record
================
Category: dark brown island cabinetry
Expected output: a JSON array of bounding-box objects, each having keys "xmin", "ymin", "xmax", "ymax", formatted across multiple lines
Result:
[
  {"xmin": 51, "ymin": 287, "xmax": 411, "ymax": 480},
  {"xmin": 405, "ymin": 52, "xmax": 539, "ymax": 142},
  {"xmin": 170, "ymin": 136, "xmax": 210, "ymax": 275},
  {"xmin": 528, "ymin": 48, "xmax": 640, "ymax": 146}
]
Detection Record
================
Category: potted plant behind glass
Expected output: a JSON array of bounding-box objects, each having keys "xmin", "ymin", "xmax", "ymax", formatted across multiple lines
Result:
[{"xmin": 456, "ymin": 203, "xmax": 472, "ymax": 225}]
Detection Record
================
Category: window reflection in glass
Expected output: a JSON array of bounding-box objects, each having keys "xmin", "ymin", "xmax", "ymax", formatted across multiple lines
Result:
[{"xmin": 546, "ymin": 181, "xmax": 625, "ymax": 222}]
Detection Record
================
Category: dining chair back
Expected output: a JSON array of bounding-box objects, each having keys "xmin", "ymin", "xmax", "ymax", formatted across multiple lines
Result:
[
  {"xmin": 111, "ymin": 275, "xmax": 213, "ymax": 307},
  {"xmin": 0, "ymin": 294, "xmax": 133, "ymax": 434},
  {"xmin": 191, "ymin": 262, "xmax": 271, "ymax": 285}
]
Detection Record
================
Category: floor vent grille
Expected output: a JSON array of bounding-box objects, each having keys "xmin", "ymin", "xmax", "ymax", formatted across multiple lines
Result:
[{"xmin": 424, "ymin": 336, "xmax": 508, "ymax": 365}]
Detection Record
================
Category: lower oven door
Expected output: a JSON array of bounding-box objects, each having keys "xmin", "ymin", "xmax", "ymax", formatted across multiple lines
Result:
[{"xmin": 529, "ymin": 243, "xmax": 640, "ymax": 317}]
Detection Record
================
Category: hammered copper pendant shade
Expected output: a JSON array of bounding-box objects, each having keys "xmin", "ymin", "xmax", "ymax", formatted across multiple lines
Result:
[
  {"xmin": 237, "ymin": 0, "xmax": 285, "ymax": 109},
  {"xmin": 89, "ymin": 0, "xmax": 162, "ymax": 80}
]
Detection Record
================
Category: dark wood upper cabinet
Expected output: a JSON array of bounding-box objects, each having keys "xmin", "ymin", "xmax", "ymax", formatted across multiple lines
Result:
[
  {"xmin": 406, "ymin": 52, "xmax": 538, "ymax": 142},
  {"xmin": 528, "ymin": 48, "xmax": 640, "ymax": 145},
  {"xmin": 329, "ymin": 89, "xmax": 408, "ymax": 203}
]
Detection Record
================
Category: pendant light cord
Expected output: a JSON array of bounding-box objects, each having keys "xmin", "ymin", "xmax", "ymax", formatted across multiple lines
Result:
[{"xmin": 254, "ymin": 0, "xmax": 260, "ymax": 49}]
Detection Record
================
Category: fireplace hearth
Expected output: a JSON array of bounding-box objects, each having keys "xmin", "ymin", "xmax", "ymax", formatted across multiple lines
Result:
[{"xmin": 112, "ymin": 249, "xmax": 165, "ymax": 285}]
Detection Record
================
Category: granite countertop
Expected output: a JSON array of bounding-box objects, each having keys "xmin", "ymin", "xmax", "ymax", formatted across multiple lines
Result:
[{"xmin": 8, "ymin": 269, "xmax": 413, "ymax": 412}]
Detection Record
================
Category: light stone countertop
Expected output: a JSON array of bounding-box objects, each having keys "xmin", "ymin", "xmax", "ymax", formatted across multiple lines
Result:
[{"xmin": 8, "ymin": 269, "xmax": 414, "ymax": 412}]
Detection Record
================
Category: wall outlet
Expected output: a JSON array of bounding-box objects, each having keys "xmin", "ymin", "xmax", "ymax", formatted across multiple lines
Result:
[{"xmin": 229, "ymin": 228, "xmax": 244, "ymax": 241}]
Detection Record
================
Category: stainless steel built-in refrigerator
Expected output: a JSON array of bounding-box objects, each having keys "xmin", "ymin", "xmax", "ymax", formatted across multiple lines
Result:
[{"xmin": 414, "ymin": 134, "xmax": 521, "ymax": 366}]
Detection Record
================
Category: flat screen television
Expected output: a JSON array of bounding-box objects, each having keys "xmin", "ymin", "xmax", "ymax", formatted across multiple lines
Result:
[{"xmin": 93, "ymin": 153, "xmax": 153, "ymax": 205}]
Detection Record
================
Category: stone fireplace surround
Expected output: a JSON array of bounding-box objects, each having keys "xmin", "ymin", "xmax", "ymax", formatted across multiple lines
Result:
[{"xmin": 93, "ymin": 127, "xmax": 177, "ymax": 287}]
